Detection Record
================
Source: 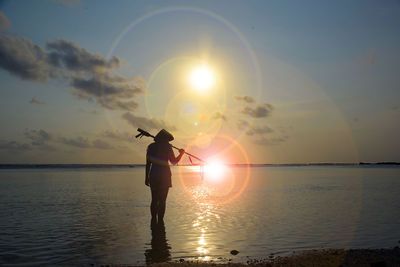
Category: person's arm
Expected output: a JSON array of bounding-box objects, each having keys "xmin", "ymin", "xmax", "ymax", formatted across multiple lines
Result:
[
  {"xmin": 169, "ymin": 146, "xmax": 185, "ymax": 165},
  {"xmin": 145, "ymin": 146, "xmax": 152, "ymax": 186},
  {"xmin": 145, "ymin": 157, "xmax": 151, "ymax": 186}
]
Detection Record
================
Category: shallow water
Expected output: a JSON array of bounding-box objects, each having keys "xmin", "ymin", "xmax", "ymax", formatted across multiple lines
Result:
[{"xmin": 0, "ymin": 166, "xmax": 399, "ymax": 265}]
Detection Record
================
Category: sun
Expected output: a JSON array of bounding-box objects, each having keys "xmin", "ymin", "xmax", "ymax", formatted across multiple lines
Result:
[{"xmin": 189, "ymin": 65, "xmax": 215, "ymax": 92}]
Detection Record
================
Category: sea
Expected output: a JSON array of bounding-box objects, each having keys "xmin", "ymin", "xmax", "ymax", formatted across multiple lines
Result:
[{"xmin": 0, "ymin": 165, "xmax": 399, "ymax": 266}]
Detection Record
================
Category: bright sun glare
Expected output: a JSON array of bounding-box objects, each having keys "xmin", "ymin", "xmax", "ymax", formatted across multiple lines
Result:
[
  {"xmin": 204, "ymin": 160, "xmax": 226, "ymax": 181},
  {"xmin": 189, "ymin": 65, "xmax": 215, "ymax": 92}
]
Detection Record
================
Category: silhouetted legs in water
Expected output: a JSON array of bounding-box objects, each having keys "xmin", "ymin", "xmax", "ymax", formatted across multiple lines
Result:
[
  {"xmin": 151, "ymin": 187, "xmax": 169, "ymax": 224},
  {"xmin": 147, "ymin": 189, "xmax": 171, "ymax": 264}
]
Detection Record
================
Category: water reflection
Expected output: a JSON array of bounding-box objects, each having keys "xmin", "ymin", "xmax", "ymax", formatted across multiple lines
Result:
[
  {"xmin": 179, "ymin": 164, "xmax": 250, "ymax": 205},
  {"xmin": 144, "ymin": 221, "xmax": 171, "ymax": 265},
  {"xmin": 192, "ymin": 202, "xmax": 220, "ymax": 261}
]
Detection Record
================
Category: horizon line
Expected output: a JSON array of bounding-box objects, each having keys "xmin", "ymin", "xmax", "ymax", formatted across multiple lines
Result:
[{"xmin": 0, "ymin": 161, "xmax": 399, "ymax": 169}]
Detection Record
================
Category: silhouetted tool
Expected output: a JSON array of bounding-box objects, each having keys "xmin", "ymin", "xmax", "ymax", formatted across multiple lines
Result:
[{"xmin": 135, "ymin": 128, "xmax": 206, "ymax": 164}]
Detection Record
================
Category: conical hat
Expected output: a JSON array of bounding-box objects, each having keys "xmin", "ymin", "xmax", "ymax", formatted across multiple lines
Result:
[{"xmin": 154, "ymin": 129, "xmax": 174, "ymax": 142}]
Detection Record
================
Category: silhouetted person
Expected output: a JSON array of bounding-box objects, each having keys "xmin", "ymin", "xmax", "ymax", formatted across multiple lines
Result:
[
  {"xmin": 144, "ymin": 221, "xmax": 171, "ymax": 264},
  {"xmin": 145, "ymin": 129, "xmax": 184, "ymax": 224}
]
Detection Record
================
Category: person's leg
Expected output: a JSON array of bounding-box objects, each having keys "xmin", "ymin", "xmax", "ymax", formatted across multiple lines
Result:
[
  {"xmin": 157, "ymin": 187, "xmax": 169, "ymax": 223},
  {"xmin": 150, "ymin": 188, "xmax": 160, "ymax": 221}
]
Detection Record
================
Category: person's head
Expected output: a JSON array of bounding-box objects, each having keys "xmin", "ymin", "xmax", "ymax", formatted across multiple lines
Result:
[{"xmin": 154, "ymin": 129, "xmax": 174, "ymax": 143}]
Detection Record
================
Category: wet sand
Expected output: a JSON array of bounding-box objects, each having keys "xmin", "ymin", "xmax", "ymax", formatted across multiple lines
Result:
[
  {"xmin": 241, "ymin": 247, "xmax": 400, "ymax": 267},
  {"xmin": 90, "ymin": 247, "xmax": 400, "ymax": 266}
]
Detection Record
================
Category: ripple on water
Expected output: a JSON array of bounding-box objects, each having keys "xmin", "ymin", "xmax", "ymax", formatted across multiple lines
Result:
[{"xmin": 1, "ymin": 166, "xmax": 400, "ymax": 265}]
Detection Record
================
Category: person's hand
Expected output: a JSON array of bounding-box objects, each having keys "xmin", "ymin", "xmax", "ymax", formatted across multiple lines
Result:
[
  {"xmin": 179, "ymin": 148, "xmax": 185, "ymax": 154},
  {"xmin": 145, "ymin": 178, "xmax": 150, "ymax": 186}
]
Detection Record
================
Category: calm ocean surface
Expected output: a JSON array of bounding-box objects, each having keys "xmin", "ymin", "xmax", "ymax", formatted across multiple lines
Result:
[{"xmin": 0, "ymin": 165, "xmax": 399, "ymax": 266}]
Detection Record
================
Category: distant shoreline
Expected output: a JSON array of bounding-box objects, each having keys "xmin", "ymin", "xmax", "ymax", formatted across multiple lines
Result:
[{"xmin": 0, "ymin": 162, "xmax": 399, "ymax": 169}]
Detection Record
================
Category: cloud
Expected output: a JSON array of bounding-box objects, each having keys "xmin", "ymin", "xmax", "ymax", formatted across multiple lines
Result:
[
  {"xmin": 234, "ymin": 95, "xmax": 254, "ymax": 103},
  {"xmin": 23, "ymin": 129, "xmax": 56, "ymax": 151},
  {"xmin": 237, "ymin": 119, "xmax": 274, "ymax": 136},
  {"xmin": 58, "ymin": 136, "xmax": 90, "ymax": 148},
  {"xmin": 233, "ymin": 94, "xmax": 274, "ymax": 119},
  {"xmin": 58, "ymin": 135, "xmax": 113, "ymax": 150},
  {"xmin": 0, "ymin": 129, "xmax": 54, "ymax": 152},
  {"xmin": 0, "ymin": 140, "xmax": 31, "ymax": 152},
  {"xmin": 241, "ymin": 103, "xmax": 274, "ymax": 118},
  {"xmin": 237, "ymin": 119, "xmax": 249, "ymax": 130},
  {"xmin": 246, "ymin": 125, "xmax": 273, "ymax": 136},
  {"xmin": 47, "ymin": 39, "xmax": 120, "ymax": 73},
  {"xmin": 122, "ymin": 112, "xmax": 176, "ymax": 131},
  {"xmin": 0, "ymin": 11, "xmax": 10, "ymax": 30},
  {"xmin": 101, "ymin": 130, "xmax": 133, "ymax": 143},
  {"xmin": 71, "ymin": 74, "xmax": 143, "ymax": 111},
  {"xmin": 0, "ymin": 35, "xmax": 54, "ymax": 81},
  {"xmin": 236, "ymin": 119, "xmax": 284, "ymax": 145},
  {"xmin": 29, "ymin": 97, "xmax": 45, "ymax": 105},
  {"xmin": 92, "ymin": 139, "xmax": 113, "ymax": 149},
  {"xmin": 253, "ymin": 135, "xmax": 289, "ymax": 146},
  {"xmin": 0, "ymin": 35, "xmax": 144, "ymax": 111},
  {"xmin": 24, "ymin": 129, "xmax": 52, "ymax": 145},
  {"xmin": 211, "ymin": 112, "xmax": 227, "ymax": 121}
]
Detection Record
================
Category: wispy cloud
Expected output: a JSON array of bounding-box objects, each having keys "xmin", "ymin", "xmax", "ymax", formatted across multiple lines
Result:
[
  {"xmin": 58, "ymin": 135, "xmax": 113, "ymax": 150},
  {"xmin": 211, "ymin": 111, "xmax": 227, "ymax": 121},
  {"xmin": 0, "ymin": 11, "xmax": 10, "ymax": 30},
  {"xmin": 122, "ymin": 112, "xmax": 176, "ymax": 131},
  {"xmin": 0, "ymin": 140, "xmax": 31, "ymax": 152},
  {"xmin": 24, "ymin": 129, "xmax": 52, "ymax": 145},
  {"xmin": 1, "ymin": 128, "xmax": 116, "ymax": 153},
  {"xmin": 24, "ymin": 129, "xmax": 55, "ymax": 151},
  {"xmin": 58, "ymin": 136, "xmax": 90, "ymax": 148},
  {"xmin": 246, "ymin": 125, "xmax": 273, "ymax": 136},
  {"xmin": 233, "ymin": 94, "xmax": 274, "ymax": 119},
  {"xmin": 253, "ymin": 135, "xmax": 289, "ymax": 146},
  {"xmin": 237, "ymin": 119, "xmax": 249, "ymax": 130},
  {"xmin": 237, "ymin": 119, "xmax": 274, "ymax": 136},
  {"xmin": 101, "ymin": 130, "xmax": 133, "ymax": 143},
  {"xmin": 241, "ymin": 103, "xmax": 274, "ymax": 118},
  {"xmin": 234, "ymin": 94, "xmax": 254, "ymax": 103},
  {"xmin": 29, "ymin": 97, "xmax": 45, "ymax": 105},
  {"xmin": 236, "ymin": 119, "xmax": 287, "ymax": 146},
  {"xmin": 92, "ymin": 139, "xmax": 113, "ymax": 149}
]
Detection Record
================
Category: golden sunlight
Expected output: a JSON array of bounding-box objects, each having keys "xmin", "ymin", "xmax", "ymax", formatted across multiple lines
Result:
[{"xmin": 189, "ymin": 65, "xmax": 215, "ymax": 92}]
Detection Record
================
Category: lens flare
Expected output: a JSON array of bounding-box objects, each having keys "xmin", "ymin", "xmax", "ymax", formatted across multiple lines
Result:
[{"xmin": 204, "ymin": 159, "xmax": 226, "ymax": 181}]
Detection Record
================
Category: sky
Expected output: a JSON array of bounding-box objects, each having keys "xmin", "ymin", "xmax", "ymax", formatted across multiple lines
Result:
[{"xmin": 0, "ymin": 0, "xmax": 399, "ymax": 164}]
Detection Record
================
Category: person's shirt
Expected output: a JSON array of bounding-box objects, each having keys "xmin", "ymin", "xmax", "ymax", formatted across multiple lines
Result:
[{"xmin": 146, "ymin": 141, "xmax": 174, "ymax": 187}]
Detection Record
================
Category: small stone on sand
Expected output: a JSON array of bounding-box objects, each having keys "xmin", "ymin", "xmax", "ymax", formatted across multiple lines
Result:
[{"xmin": 231, "ymin": 250, "xmax": 239, "ymax": 255}]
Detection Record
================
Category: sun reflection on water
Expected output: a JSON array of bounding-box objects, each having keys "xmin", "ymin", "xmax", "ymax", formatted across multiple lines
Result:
[
  {"xmin": 178, "ymin": 134, "xmax": 251, "ymax": 205},
  {"xmin": 191, "ymin": 202, "xmax": 220, "ymax": 261},
  {"xmin": 179, "ymin": 163, "xmax": 249, "ymax": 205}
]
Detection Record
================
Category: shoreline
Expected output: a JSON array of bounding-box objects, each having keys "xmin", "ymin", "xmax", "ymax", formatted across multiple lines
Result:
[
  {"xmin": 158, "ymin": 247, "xmax": 400, "ymax": 266},
  {"xmin": 82, "ymin": 247, "xmax": 400, "ymax": 266}
]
